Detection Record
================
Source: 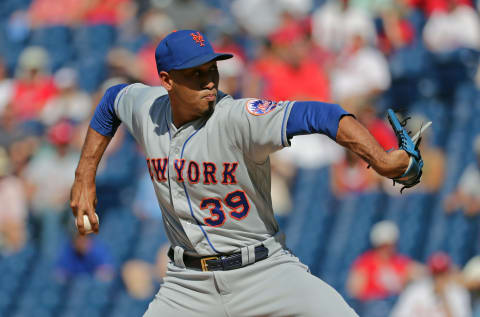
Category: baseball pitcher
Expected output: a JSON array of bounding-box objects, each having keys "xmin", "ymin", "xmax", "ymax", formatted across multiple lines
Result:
[{"xmin": 70, "ymin": 30, "xmax": 424, "ymax": 316}]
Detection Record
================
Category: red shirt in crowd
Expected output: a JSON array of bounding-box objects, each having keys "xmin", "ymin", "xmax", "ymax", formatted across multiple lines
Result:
[
  {"xmin": 406, "ymin": 0, "xmax": 473, "ymax": 16},
  {"xmin": 28, "ymin": 0, "xmax": 84, "ymax": 26},
  {"xmin": 351, "ymin": 250, "xmax": 412, "ymax": 301},
  {"xmin": 12, "ymin": 77, "xmax": 57, "ymax": 121},
  {"xmin": 136, "ymin": 44, "xmax": 161, "ymax": 86},
  {"xmin": 253, "ymin": 57, "xmax": 330, "ymax": 102},
  {"xmin": 252, "ymin": 16, "xmax": 330, "ymax": 102},
  {"xmin": 83, "ymin": 0, "xmax": 130, "ymax": 26}
]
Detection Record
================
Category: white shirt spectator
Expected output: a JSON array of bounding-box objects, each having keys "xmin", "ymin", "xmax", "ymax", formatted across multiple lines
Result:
[
  {"xmin": 41, "ymin": 92, "xmax": 91, "ymax": 126},
  {"xmin": 312, "ymin": 0, "xmax": 376, "ymax": 52},
  {"xmin": 26, "ymin": 145, "xmax": 79, "ymax": 213},
  {"xmin": 390, "ymin": 278, "xmax": 472, "ymax": 317},
  {"xmin": 0, "ymin": 79, "xmax": 12, "ymax": 115},
  {"xmin": 272, "ymin": 134, "xmax": 344, "ymax": 169},
  {"xmin": 458, "ymin": 162, "xmax": 480, "ymax": 198},
  {"xmin": 40, "ymin": 68, "xmax": 92, "ymax": 126},
  {"xmin": 0, "ymin": 175, "xmax": 27, "ymax": 225},
  {"xmin": 331, "ymin": 46, "xmax": 391, "ymax": 101},
  {"xmin": 277, "ymin": 0, "xmax": 313, "ymax": 17},
  {"xmin": 231, "ymin": 0, "xmax": 282, "ymax": 37},
  {"xmin": 231, "ymin": 0, "xmax": 313, "ymax": 37},
  {"xmin": 423, "ymin": 5, "xmax": 480, "ymax": 53}
]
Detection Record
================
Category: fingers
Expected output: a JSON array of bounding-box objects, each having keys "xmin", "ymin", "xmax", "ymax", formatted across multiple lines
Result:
[
  {"xmin": 70, "ymin": 186, "xmax": 78, "ymax": 217},
  {"xmin": 70, "ymin": 199, "xmax": 82, "ymax": 234},
  {"xmin": 70, "ymin": 191, "xmax": 85, "ymax": 235},
  {"xmin": 70, "ymin": 184, "xmax": 99, "ymax": 235},
  {"xmin": 91, "ymin": 198, "xmax": 99, "ymax": 233},
  {"xmin": 75, "ymin": 210, "xmax": 100, "ymax": 235},
  {"xmin": 87, "ymin": 211, "xmax": 100, "ymax": 234},
  {"xmin": 75, "ymin": 210, "xmax": 87, "ymax": 235}
]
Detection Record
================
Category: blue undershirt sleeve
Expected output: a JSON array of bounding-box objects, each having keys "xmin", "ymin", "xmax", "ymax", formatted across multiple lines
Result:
[
  {"xmin": 89, "ymin": 84, "xmax": 129, "ymax": 137},
  {"xmin": 286, "ymin": 101, "xmax": 353, "ymax": 141}
]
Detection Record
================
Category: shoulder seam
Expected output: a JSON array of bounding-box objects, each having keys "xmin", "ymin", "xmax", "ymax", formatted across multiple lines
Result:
[{"xmin": 113, "ymin": 84, "xmax": 130, "ymax": 116}]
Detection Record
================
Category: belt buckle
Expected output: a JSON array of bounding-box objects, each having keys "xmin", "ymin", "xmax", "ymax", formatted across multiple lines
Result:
[{"xmin": 200, "ymin": 256, "xmax": 218, "ymax": 272}]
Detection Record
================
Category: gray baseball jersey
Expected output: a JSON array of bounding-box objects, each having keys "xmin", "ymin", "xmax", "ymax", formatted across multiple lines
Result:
[{"xmin": 114, "ymin": 83, "xmax": 293, "ymax": 256}]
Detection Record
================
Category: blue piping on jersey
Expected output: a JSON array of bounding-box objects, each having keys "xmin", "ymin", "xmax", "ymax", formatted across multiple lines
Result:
[
  {"xmin": 180, "ymin": 124, "xmax": 220, "ymax": 254},
  {"xmin": 280, "ymin": 102, "xmax": 292, "ymax": 147},
  {"xmin": 164, "ymin": 112, "xmax": 171, "ymax": 184}
]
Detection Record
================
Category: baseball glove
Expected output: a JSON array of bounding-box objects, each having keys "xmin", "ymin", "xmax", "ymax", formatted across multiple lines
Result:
[{"xmin": 386, "ymin": 109, "xmax": 431, "ymax": 193}]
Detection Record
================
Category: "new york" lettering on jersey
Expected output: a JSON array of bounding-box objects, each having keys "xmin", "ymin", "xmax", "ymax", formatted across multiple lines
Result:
[{"xmin": 146, "ymin": 158, "xmax": 239, "ymax": 185}]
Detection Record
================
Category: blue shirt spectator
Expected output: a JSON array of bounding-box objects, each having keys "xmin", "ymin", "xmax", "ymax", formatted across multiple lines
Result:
[{"xmin": 55, "ymin": 234, "xmax": 114, "ymax": 282}]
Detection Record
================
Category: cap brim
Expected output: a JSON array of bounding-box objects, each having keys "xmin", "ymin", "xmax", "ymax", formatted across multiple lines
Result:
[{"xmin": 172, "ymin": 53, "xmax": 234, "ymax": 70}]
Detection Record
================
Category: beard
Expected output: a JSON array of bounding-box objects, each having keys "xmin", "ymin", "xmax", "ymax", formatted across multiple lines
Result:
[{"xmin": 203, "ymin": 100, "xmax": 216, "ymax": 117}]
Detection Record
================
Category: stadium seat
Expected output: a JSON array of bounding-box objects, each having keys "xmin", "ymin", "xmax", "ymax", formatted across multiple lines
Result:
[
  {"xmin": 285, "ymin": 167, "xmax": 330, "ymax": 255},
  {"xmin": 30, "ymin": 26, "xmax": 73, "ymax": 71},
  {"xmin": 74, "ymin": 25, "xmax": 116, "ymax": 57}
]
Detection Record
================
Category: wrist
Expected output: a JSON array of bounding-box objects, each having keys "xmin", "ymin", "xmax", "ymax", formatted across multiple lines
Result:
[
  {"xmin": 385, "ymin": 150, "xmax": 410, "ymax": 179},
  {"xmin": 395, "ymin": 157, "xmax": 414, "ymax": 180},
  {"xmin": 74, "ymin": 166, "xmax": 97, "ymax": 182}
]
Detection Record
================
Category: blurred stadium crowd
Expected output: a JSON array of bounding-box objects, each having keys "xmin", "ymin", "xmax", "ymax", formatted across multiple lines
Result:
[{"xmin": 0, "ymin": 0, "xmax": 480, "ymax": 316}]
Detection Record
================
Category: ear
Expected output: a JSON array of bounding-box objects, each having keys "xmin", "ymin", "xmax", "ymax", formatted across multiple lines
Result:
[{"xmin": 159, "ymin": 71, "xmax": 173, "ymax": 91}]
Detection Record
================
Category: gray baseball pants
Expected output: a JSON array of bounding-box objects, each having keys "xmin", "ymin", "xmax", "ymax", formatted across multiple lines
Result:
[{"xmin": 143, "ymin": 239, "xmax": 358, "ymax": 317}]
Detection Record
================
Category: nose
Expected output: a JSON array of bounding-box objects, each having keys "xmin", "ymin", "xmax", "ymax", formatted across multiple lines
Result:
[
  {"xmin": 204, "ymin": 80, "xmax": 215, "ymax": 90},
  {"xmin": 201, "ymin": 71, "xmax": 217, "ymax": 90}
]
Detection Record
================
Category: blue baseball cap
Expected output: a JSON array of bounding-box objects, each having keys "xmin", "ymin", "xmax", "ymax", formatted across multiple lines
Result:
[{"xmin": 155, "ymin": 30, "xmax": 233, "ymax": 73}]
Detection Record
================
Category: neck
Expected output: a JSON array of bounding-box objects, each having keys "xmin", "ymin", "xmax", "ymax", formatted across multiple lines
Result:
[
  {"xmin": 170, "ymin": 99, "xmax": 202, "ymax": 129},
  {"xmin": 171, "ymin": 111, "xmax": 192, "ymax": 128},
  {"xmin": 169, "ymin": 94, "xmax": 214, "ymax": 128},
  {"xmin": 168, "ymin": 94, "xmax": 189, "ymax": 128}
]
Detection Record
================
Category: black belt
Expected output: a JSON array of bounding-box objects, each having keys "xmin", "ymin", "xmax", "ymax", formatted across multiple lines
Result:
[{"xmin": 168, "ymin": 245, "xmax": 269, "ymax": 272}]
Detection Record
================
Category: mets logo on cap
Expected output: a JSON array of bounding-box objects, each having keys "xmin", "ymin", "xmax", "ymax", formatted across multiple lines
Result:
[
  {"xmin": 190, "ymin": 32, "xmax": 205, "ymax": 46},
  {"xmin": 246, "ymin": 99, "xmax": 278, "ymax": 116}
]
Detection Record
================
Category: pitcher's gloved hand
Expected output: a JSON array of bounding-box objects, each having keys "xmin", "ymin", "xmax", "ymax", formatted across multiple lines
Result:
[{"xmin": 386, "ymin": 109, "xmax": 431, "ymax": 193}]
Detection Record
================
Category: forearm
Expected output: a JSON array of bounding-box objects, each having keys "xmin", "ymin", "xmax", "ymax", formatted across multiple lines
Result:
[
  {"xmin": 75, "ymin": 127, "xmax": 112, "ymax": 181},
  {"xmin": 71, "ymin": 84, "xmax": 126, "ymax": 234},
  {"xmin": 336, "ymin": 116, "xmax": 409, "ymax": 178},
  {"xmin": 71, "ymin": 127, "xmax": 111, "ymax": 234}
]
